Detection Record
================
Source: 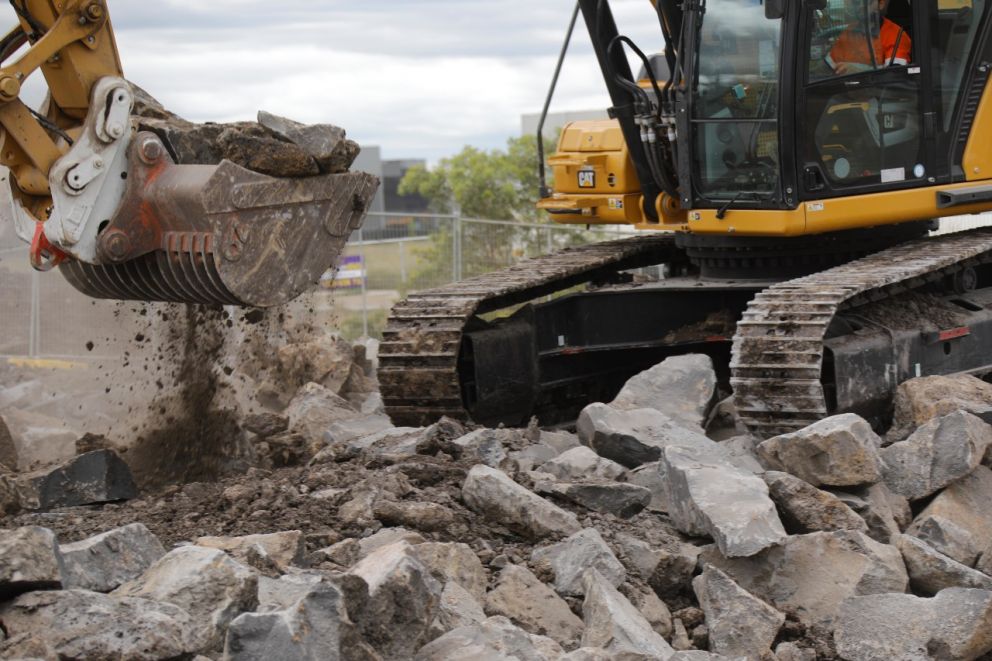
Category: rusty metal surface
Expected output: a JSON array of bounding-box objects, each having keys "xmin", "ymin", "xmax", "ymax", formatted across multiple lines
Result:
[
  {"xmin": 731, "ymin": 226, "xmax": 992, "ymax": 437},
  {"xmin": 59, "ymin": 131, "xmax": 379, "ymax": 307},
  {"xmin": 379, "ymin": 234, "xmax": 679, "ymax": 427}
]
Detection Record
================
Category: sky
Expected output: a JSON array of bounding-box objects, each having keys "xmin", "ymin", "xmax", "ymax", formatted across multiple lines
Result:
[{"xmin": 87, "ymin": 1, "xmax": 662, "ymax": 163}]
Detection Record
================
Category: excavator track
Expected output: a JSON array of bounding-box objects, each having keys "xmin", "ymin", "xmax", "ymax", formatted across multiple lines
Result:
[
  {"xmin": 380, "ymin": 234, "xmax": 678, "ymax": 426},
  {"xmin": 732, "ymin": 226, "xmax": 992, "ymax": 437}
]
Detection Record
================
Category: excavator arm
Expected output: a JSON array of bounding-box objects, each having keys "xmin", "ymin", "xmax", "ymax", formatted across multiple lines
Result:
[{"xmin": 0, "ymin": 0, "xmax": 378, "ymax": 307}]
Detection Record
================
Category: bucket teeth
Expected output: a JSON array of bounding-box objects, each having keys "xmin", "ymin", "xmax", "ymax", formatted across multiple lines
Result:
[{"xmin": 59, "ymin": 131, "xmax": 379, "ymax": 308}]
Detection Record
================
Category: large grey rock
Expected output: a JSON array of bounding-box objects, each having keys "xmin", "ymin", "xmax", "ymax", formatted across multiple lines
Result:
[
  {"xmin": 410, "ymin": 541, "xmax": 487, "ymax": 601},
  {"xmin": 357, "ymin": 527, "xmax": 426, "ymax": 559},
  {"xmin": 324, "ymin": 414, "xmax": 394, "ymax": 446},
  {"xmin": 701, "ymin": 530, "xmax": 908, "ymax": 627},
  {"xmin": 25, "ymin": 449, "xmax": 136, "ymax": 510},
  {"xmin": 613, "ymin": 532, "xmax": 700, "ymax": 598},
  {"xmin": 0, "ymin": 413, "xmax": 16, "ymax": 469},
  {"xmin": 537, "ymin": 446, "xmax": 626, "ymax": 481},
  {"xmin": 913, "ymin": 514, "xmax": 983, "ymax": 567},
  {"xmin": 255, "ymin": 572, "xmax": 325, "ymax": 612},
  {"xmin": 284, "ymin": 382, "xmax": 360, "ymax": 452},
  {"xmin": 609, "ymin": 354, "xmax": 717, "ymax": 430},
  {"xmin": 0, "ymin": 589, "xmax": 194, "ymax": 660},
  {"xmin": 835, "ymin": 588, "xmax": 992, "ymax": 661},
  {"xmin": 196, "ymin": 530, "xmax": 305, "ymax": 573},
  {"xmin": 0, "ymin": 526, "xmax": 64, "ymax": 599},
  {"xmin": 692, "ymin": 566, "xmax": 784, "ymax": 659},
  {"xmin": 534, "ymin": 478, "xmax": 652, "ymax": 518},
  {"xmin": 511, "ymin": 443, "xmax": 560, "ymax": 472},
  {"xmin": 115, "ymin": 545, "xmax": 258, "ymax": 651},
  {"xmin": 895, "ymin": 534, "xmax": 992, "ymax": 595},
  {"xmin": 763, "ymin": 471, "xmax": 868, "ymax": 534},
  {"xmin": 0, "ymin": 472, "xmax": 19, "ymax": 516},
  {"xmin": 832, "ymin": 483, "xmax": 906, "ymax": 544},
  {"xmin": 257, "ymin": 110, "xmax": 359, "ymax": 174},
  {"xmin": 888, "ymin": 374, "xmax": 992, "ymax": 441},
  {"xmin": 979, "ymin": 543, "xmax": 992, "ymax": 575},
  {"xmin": 484, "ymin": 564, "xmax": 584, "ymax": 646},
  {"xmin": 664, "ymin": 445, "xmax": 786, "ymax": 557},
  {"xmin": 449, "ymin": 429, "xmax": 510, "ymax": 467},
  {"xmin": 580, "ymin": 569, "xmax": 675, "ymax": 659},
  {"xmin": 224, "ymin": 575, "xmax": 376, "ymax": 661},
  {"xmin": 338, "ymin": 426, "xmax": 426, "ymax": 463},
  {"xmin": 881, "ymin": 411, "xmax": 992, "ymax": 500},
  {"xmin": 60, "ymin": 523, "xmax": 165, "ymax": 592},
  {"xmin": 758, "ymin": 414, "xmax": 884, "ymax": 487},
  {"xmin": 416, "ymin": 616, "xmax": 563, "ymax": 661},
  {"xmin": 531, "ymin": 528, "xmax": 626, "ymax": 597},
  {"xmin": 540, "ymin": 430, "xmax": 581, "ymax": 453},
  {"xmin": 432, "ymin": 581, "xmax": 486, "ymax": 636},
  {"xmin": 909, "ymin": 465, "xmax": 992, "ymax": 555},
  {"xmin": 577, "ymin": 403, "xmax": 716, "ymax": 469},
  {"xmin": 462, "ymin": 464, "xmax": 580, "ymax": 540},
  {"xmin": 349, "ymin": 541, "xmax": 442, "ymax": 659},
  {"xmin": 622, "ymin": 461, "xmax": 669, "ymax": 512}
]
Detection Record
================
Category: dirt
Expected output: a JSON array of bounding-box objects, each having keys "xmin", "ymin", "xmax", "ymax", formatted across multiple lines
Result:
[{"xmin": 853, "ymin": 291, "xmax": 968, "ymax": 331}]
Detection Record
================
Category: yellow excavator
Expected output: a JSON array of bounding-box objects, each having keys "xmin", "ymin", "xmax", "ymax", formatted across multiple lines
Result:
[
  {"xmin": 0, "ymin": 0, "xmax": 377, "ymax": 307},
  {"xmin": 379, "ymin": 0, "xmax": 992, "ymax": 436}
]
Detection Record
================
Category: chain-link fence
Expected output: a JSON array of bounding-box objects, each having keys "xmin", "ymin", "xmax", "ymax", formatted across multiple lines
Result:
[{"xmin": 3, "ymin": 211, "xmax": 992, "ymax": 360}]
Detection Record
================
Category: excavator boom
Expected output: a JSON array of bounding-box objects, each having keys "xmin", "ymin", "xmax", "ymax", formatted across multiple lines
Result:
[{"xmin": 0, "ymin": 0, "xmax": 377, "ymax": 307}]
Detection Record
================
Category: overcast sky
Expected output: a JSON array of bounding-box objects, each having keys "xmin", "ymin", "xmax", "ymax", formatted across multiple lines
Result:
[{"xmin": 96, "ymin": 1, "xmax": 660, "ymax": 163}]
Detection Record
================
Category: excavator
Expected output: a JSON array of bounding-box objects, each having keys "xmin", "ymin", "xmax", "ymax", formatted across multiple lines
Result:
[
  {"xmin": 0, "ymin": 0, "xmax": 377, "ymax": 308},
  {"xmin": 378, "ymin": 0, "xmax": 992, "ymax": 437},
  {"xmin": 4, "ymin": 1, "xmax": 992, "ymax": 438}
]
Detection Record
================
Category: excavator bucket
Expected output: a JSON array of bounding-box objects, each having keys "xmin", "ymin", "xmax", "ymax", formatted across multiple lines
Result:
[{"xmin": 59, "ymin": 132, "xmax": 378, "ymax": 307}]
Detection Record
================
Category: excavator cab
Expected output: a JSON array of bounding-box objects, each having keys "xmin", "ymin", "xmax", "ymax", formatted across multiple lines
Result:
[{"xmin": 0, "ymin": 0, "xmax": 377, "ymax": 307}]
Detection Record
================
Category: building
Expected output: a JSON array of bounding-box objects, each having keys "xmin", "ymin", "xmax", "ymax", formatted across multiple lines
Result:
[{"xmin": 351, "ymin": 147, "xmax": 430, "ymax": 239}]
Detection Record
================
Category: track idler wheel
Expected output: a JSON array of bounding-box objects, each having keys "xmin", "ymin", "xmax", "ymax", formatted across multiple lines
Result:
[{"xmin": 59, "ymin": 132, "xmax": 379, "ymax": 307}]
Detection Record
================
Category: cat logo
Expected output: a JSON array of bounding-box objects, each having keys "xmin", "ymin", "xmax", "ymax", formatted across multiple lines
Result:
[{"xmin": 578, "ymin": 169, "xmax": 596, "ymax": 188}]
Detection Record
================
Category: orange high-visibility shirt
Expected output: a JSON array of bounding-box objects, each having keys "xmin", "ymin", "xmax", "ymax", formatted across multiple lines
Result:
[{"xmin": 827, "ymin": 19, "xmax": 912, "ymax": 70}]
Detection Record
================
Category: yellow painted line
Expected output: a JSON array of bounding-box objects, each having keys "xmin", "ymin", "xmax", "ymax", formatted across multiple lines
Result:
[{"xmin": 4, "ymin": 357, "xmax": 89, "ymax": 370}]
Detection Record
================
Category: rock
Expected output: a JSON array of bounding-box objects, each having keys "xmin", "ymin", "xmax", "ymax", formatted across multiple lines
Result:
[
  {"xmin": 416, "ymin": 616, "xmax": 564, "ymax": 661},
  {"xmin": 671, "ymin": 618, "xmax": 692, "ymax": 651},
  {"xmin": 374, "ymin": 500, "xmax": 456, "ymax": 532},
  {"xmin": 255, "ymin": 572, "xmax": 324, "ymax": 611},
  {"xmin": 531, "ymin": 528, "xmax": 626, "ymax": 597},
  {"xmin": 23, "ymin": 449, "xmax": 136, "ymax": 510},
  {"xmin": 540, "ymin": 430, "xmax": 581, "ymax": 453},
  {"xmin": 763, "ymin": 471, "xmax": 868, "ymax": 534},
  {"xmin": 913, "ymin": 514, "xmax": 983, "ymax": 567},
  {"xmin": 325, "ymin": 414, "xmax": 395, "ymax": 446},
  {"xmin": 537, "ymin": 446, "xmax": 626, "ymax": 481},
  {"xmin": 431, "ymin": 580, "xmax": 486, "ymax": 637},
  {"xmin": 717, "ymin": 434, "xmax": 766, "ymax": 473},
  {"xmin": 349, "ymin": 541, "xmax": 442, "ymax": 659},
  {"xmin": 774, "ymin": 642, "xmax": 817, "ymax": 661},
  {"xmin": 510, "ymin": 443, "xmax": 559, "ymax": 472},
  {"xmin": 0, "ymin": 589, "xmax": 194, "ymax": 659},
  {"xmin": 832, "ymin": 483, "xmax": 905, "ymax": 544},
  {"xmin": 340, "ymin": 426, "xmax": 426, "ymax": 462},
  {"xmin": 610, "ymin": 354, "xmax": 717, "ymax": 430},
  {"xmin": 692, "ymin": 566, "xmax": 784, "ymax": 659},
  {"xmin": 195, "ymin": 530, "xmax": 305, "ymax": 573},
  {"xmin": 0, "ymin": 526, "xmax": 64, "ymax": 599},
  {"xmin": 483, "ymin": 564, "xmax": 584, "ymax": 646},
  {"xmin": 880, "ymin": 411, "xmax": 992, "ymax": 500},
  {"xmin": 449, "ymin": 429, "xmax": 510, "ymax": 467},
  {"xmin": 410, "ymin": 541, "xmax": 487, "ymax": 601},
  {"xmin": 578, "ymin": 403, "xmax": 718, "ymax": 468},
  {"xmin": 621, "ymin": 461, "xmax": 668, "ymax": 512},
  {"xmin": 535, "ymin": 479, "xmax": 652, "ymax": 518},
  {"xmin": 357, "ymin": 527, "xmax": 426, "ymax": 559},
  {"xmin": 258, "ymin": 111, "xmax": 359, "ymax": 174},
  {"xmin": 218, "ymin": 127, "xmax": 320, "ymax": 177},
  {"xmin": 581, "ymin": 569, "xmax": 675, "ymax": 659},
  {"xmin": 225, "ymin": 575, "xmax": 376, "ymax": 661},
  {"xmin": 284, "ymin": 382, "xmax": 360, "ymax": 452},
  {"xmin": 0, "ymin": 473, "xmax": 19, "ymax": 516},
  {"xmin": 835, "ymin": 588, "xmax": 992, "ymax": 661},
  {"xmin": 758, "ymin": 414, "xmax": 883, "ymax": 487},
  {"xmin": 700, "ymin": 530, "xmax": 908, "ymax": 627},
  {"xmin": 909, "ymin": 465, "xmax": 992, "ymax": 555},
  {"xmin": 895, "ymin": 534, "xmax": 992, "ymax": 594},
  {"xmin": 60, "ymin": 523, "xmax": 165, "ymax": 592},
  {"xmin": 115, "ymin": 545, "xmax": 258, "ymax": 651},
  {"xmin": 462, "ymin": 464, "xmax": 580, "ymax": 540},
  {"xmin": 663, "ymin": 445, "xmax": 786, "ymax": 557},
  {"xmin": 630, "ymin": 588, "xmax": 674, "ymax": 639},
  {"xmin": 888, "ymin": 374, "xmax": 992, "ymax": 440},
  {"xmin": 0, "ymin": 409, "xmax": 77, "ymax": 471},
  {"xmin": 243, "ymin": 412, "xmax": 288, "ymax": 437},
  {"xmin": 559, "ymin": 649, "xmax": 614, "ymax": 661},
  {"xmin": 613, "ymin": 532, "xmax": 700, "ymax": 598}
]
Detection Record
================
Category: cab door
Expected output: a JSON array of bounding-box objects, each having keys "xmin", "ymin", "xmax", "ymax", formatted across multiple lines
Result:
[{"xmin": 799, "ymin": 0, "xmax": 933, "ymax": 197}]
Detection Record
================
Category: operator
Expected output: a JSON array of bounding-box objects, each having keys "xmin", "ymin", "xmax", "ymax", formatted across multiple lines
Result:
[{"xmin": 825, "ymin": 0, "xmax": 911, "ymax": 75}]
